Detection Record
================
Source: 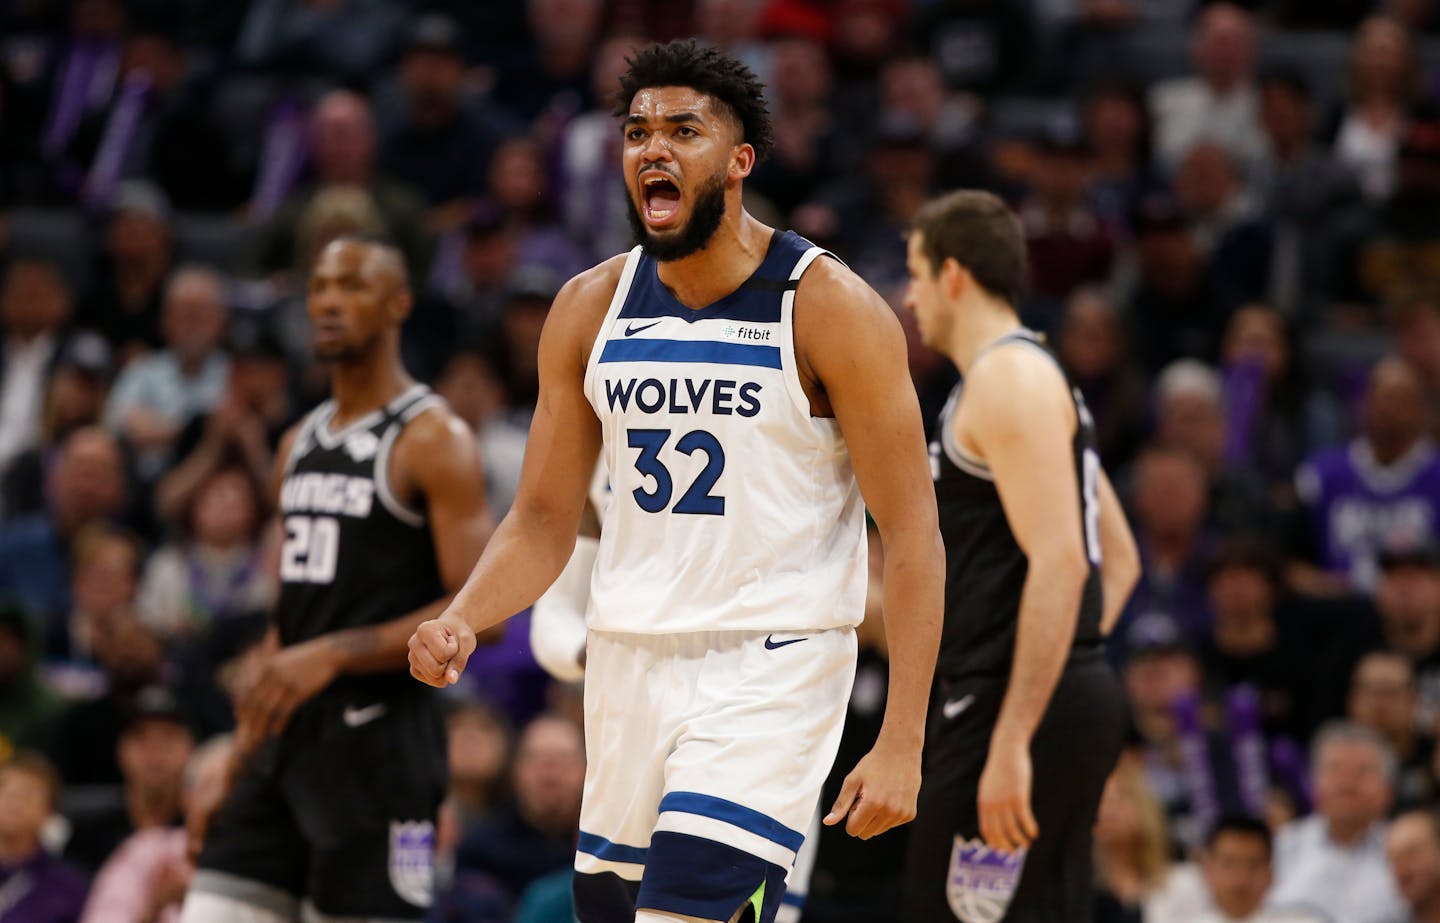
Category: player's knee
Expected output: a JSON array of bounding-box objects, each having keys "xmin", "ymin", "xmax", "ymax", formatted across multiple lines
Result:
[{"xmin": 178, "ymin": 891, "xmax": 297, "ymax": 923}]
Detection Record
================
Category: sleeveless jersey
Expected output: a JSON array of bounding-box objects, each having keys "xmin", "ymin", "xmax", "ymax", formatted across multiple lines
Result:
[
  {"xmin": 582, "ymin": 231, "xmax": 867, "ymax": 634},
  {"xmin": 275, "ymin": 384, "xmax": 446, "ymax": 682},
  {"xmin": 930, "ymin": 330, "xmax": 1104, "ymax": 679}
]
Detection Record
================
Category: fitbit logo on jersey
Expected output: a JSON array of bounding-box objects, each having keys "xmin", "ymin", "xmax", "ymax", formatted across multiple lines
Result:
[{"xmin": 605, "ymin": 377, "xmax": 762, "ymax": 417}]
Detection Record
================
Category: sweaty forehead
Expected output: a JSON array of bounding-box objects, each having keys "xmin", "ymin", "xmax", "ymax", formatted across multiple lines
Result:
[{"xmin": 629, "ymin": 86, "xmax": 733, "ymax": 126}]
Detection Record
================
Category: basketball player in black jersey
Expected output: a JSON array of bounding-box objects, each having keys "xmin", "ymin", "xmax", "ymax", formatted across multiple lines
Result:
[
  {"xmin": 179, "ymin": 236, "xmax": 494, "ymax": 923},
  {"xmin": 898, "ymin": 191, "xmax": 1141, "ymax": 923}
]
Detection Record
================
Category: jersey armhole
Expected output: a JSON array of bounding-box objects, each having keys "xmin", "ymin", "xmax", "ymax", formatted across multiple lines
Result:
[
  {"xmin": 779, "ymin": 247, "xmax": 838, "ymax": 418},
  {"xmin": 582, "ymin": 247, "xmax": 644, "ymax": 405},
  {"xmin": 281, "ymin": 403, "xmax": 329, "ymax": 478},
  {"xmin": 374, "ymin": 396, "xmax": 448, "ymax": 529}
]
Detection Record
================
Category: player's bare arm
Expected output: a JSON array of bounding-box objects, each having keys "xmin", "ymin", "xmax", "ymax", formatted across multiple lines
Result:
[
  {"xmin": 408, "ymin": 256, "xmax": 622, "ymax": 687},
  {"xmin": 238, "ymin": 407, "xmax": 493, "ymax": 738},
  {"xmin": 798, "ymin": 259, "xmax": 945, "ymax": 841},
  {"xmin": 960, "ymin": 347, "xmax": 1091, "ymax": 854},
  {"xmin": 1095, "ymin": 467, "xmax": 1140, "ymax": 636}
]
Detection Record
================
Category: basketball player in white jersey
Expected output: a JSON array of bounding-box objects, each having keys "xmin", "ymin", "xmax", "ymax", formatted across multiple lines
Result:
[{"xmin": 410, "ymin": 39, "xmax": 943, "ymax": 923}]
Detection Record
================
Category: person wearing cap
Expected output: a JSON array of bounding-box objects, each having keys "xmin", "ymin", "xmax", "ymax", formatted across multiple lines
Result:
[
  {"xmin": 1127, "ymin": 194, "xmax": 1225, "ymax": 375},
  {"xmin": 1017, "ymin": 120, "xmax": 1114, "ymax": 317},
  {"xmin": 75, "ymin": 180, "xmax": 176, "ymax": 355},
  {"xmin": 64, "ymin": 686, "xmax": 195, "ymax": 873},
  {"xmin": 378, "ymin": 14, "xmax": 515, "ymax": 224}
]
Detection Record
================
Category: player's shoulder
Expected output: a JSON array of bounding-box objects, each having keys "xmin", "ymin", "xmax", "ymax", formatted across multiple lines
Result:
[
  {"xmin": 965, "ymin": 338, "xmax": 1071, "ymax": 418},
  {"xmin": 552, "ymin": 252, "xmax": 632, "ymax": 319},
  {"xmin": 795, "ymin": 251, "xmax": 888, "ymax": 318},
  {"xmin": 395, "ymin": 396, "xmax": 473, "ymax": 459}
]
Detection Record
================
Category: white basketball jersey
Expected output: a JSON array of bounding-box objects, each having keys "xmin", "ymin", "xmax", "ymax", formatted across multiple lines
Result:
[{"xmin": 582, "ymin": 231, "xmax": 867, "ymax": 634}]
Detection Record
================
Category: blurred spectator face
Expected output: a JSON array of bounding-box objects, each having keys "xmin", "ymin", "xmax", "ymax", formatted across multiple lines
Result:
[
  {"xmin": 436, "ymin": 353, "xmax": 507, "ymax": 430},
  {"xmin": 118, "ymin": 717, "xmax": 194, "ymax": 796},
  {"xmin": 831, "ymin": 0, "xmax": 901, "ymax": 66},
  {"xmin": 1058, "ymin": 289, "xmax": 1123, "ymax": 381},
  {"xmin": 310, "ymin": 92, "xmax": 376, "ymax": 186},
  {"xmin": 0, "ymin": 260, "xmax": 71, "ymax": 339},
  {"xmin": 1208, "ymin": 563, "xmax": 1276, "ymax": 657},
  {"xmin": 1314, "ymin": 736, "xmax": 1393, "ymax": 832},
  {"xmin": 1192, "ymin": 3, "xmax": 1256, "ymax": 93},
  {"xmin": 1260, "ymin": 79, "xmax": 1311, "ymax": 157},
  {"xmin": 228, "ymin": 351, "xmax": 288, "ymax": 414},
  {"xmin": 1349, "ymin": 652, "xmax": 1418, "ymax": 743},
  {"xmin": 1175, "ymin": 143, "xmax": 1239, "ymax": 220},
  {"xmin": 1031, "ymin": 145, "xmax": 1092, "ymax": 208},
  {"xmin": 1124, "ymin": 647, "xmax": 1201, "ymax": 744},
  {"xmin": 1133, "ymin": 449, "xmax": 1208, "ymax": 539},
  {"xmin": 695, "ymin": 0, "xmax": 761, "ymax": 45},
  {"xmin": 1158, "ymin": 387, "xmax": 1225, "ymax": 473},
  {"xmin": 108, "ymin": 207, "xmax": 172, "ymax": 272},
  {"xmin": 72, "ymin": 529, "xmax": 139, "ymax": 617},
  {"xmin": 161, "ymin": 270, "xmax": 226, "ymax": 367},
  {"xmin": 489, "ymin": 138, "xmax": 548, "ymax": 216},
  {"xmin": 49, "ymin": 427, "xmax": 125, "ymax": 529},
  {"xmin": 400, "ymin": 47, "xmax": 465, "ymax": 127},
  {"xmin": 0, "ymin": 762, "xmax": 54, "ymax": 847},
  {"xmin": 1222, "ymin": 305, "xmax": 1288, "ymax": 380},
  {"xmin": 191, "ymin": 468, "xmax": 260, "ymax": 548},
  {"xmin": 880, "ymin": 58, "xmax": 945, "ymax": 133},
  {"xmin": 1083, "ymin": 88, "xmax": 1146, "ymax": 166},
  {"xmin": 44, "ymin": 366, "xmax": 108, "ymax": 444},
  {"xmin": 1203, "ymin": 829, "xmax": 1272, "ymax": 920},
  {"xmin": 512, "ymin": 715, "xmax": 585, "ymax": 834},
  {"xmin": 1363, "ymin": 357, "xmax": 1427, "ymax": 456},
  {"xmin": 591, "ymin": 36, "xmax": 638, "ymax": 105},
  {"xmin": 95, "ymin": 613, "xmax": 163, "ymax": 691},
  {"xmin": 1376, "ymin": 561, "xmax": 1440, "ymax": 657},
  {"xmin": 122, "ymin": 33, "xmax": 185, "ymax": 93},
  {"xmin": 461, "ymin": 224, "xmax": 517, "ymax": 291},
  {"xmin": 1136, "ymin": 226, "xmax": 1201, "ymax": 296},
  {"xmin": 1395, "ymin": 300, "xmax": 1440, "ymax": 386},
  {"xmin": 447, "ymin": 705, "xmax": 511, "ymax": 802},
  {"xmin": 1388, "ymin": 811, "xmax": 1440, "ymax": 912},
  {"xmin": 1351, "ymin": 16, "xmax": 1414, "ymax": 101},
  {"xmin": 71, "ymin": 0, "xmax": 126, "ymax": 39},
  {"xmin": 526, "ymin": 0, "xmax": 603, "ymax": 51},
  {"xmin": 768, "ymin": 37, "xmax": 831, "ymax": 110}
]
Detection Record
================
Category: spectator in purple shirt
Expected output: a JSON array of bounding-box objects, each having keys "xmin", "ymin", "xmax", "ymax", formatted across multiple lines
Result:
[
  {"xmin": 1293, "ymin": 356, "xmax": 1440, "ymax": 595},
  {"xmin": 0, "ymin": 751, "xmax": 88, "ymax": 923}
]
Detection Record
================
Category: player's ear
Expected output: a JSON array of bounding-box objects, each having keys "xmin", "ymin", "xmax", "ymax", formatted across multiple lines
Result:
[
  {"xmin": 389, "ymin": 289, "xmax": 414, "ymax": 324},
  {"xmin": 730, "ymin": 142, "xmax": 755, "ymax": 181},
  {"xmin": 940, "ymin": 257, "xmax": 968, "ymax": 300}
]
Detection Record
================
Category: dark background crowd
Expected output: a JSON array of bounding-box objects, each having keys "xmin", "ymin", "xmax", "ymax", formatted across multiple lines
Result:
[{"xmin": 6, "ymin": 0, "xmax": 1440, "ymax": 921}]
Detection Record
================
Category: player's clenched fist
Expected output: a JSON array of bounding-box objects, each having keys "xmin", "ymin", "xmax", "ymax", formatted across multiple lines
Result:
[{"xmin": 408, "ymin": 612, "xmax": 476, "ymax": 687}]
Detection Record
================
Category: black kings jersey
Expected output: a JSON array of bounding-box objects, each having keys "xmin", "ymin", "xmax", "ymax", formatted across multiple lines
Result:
[
  {"xmin": 276, "ymin": 384, "xmax": 445, "ymax": 669},
  {"xmin": 930, "ymin": 330, "xmax": 1103, "ymax": 680}
]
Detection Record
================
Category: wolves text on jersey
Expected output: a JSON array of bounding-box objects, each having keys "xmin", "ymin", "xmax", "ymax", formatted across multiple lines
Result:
[{"xmin": 604, "ymin": 377, "xmax": 762, "ymax": 418}]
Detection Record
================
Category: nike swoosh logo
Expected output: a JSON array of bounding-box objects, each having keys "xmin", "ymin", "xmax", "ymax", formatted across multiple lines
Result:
[
  {"xmin": 624, "ymin": 320, "xmax": 663, "ymax": 336},
  {"xmin": 342, "ymin": 703, "xmax": 387, "ymax": 728},
  {"xmin": 764, "ymin": 634, "xmax": 808, "ymax": 650},
  {"xmin": 942, "ymin": 694, "xmax": 975, "ymax": 720}
]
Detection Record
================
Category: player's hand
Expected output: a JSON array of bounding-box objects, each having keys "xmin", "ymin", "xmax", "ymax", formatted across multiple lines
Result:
[
  {"xmin": 977, "ymin": 738, "xmax": 1038, "ymax": 854},
  {"xmin": 409, "ymin": 611, "xmax": 476, "ymax": 687},
  {"xmin": 822, "ymin": 736, "xmax": 921, "ymax": 840},
  {"xmin": 234, "ymin": 639, "xmax": 341, "ymax": 739}
]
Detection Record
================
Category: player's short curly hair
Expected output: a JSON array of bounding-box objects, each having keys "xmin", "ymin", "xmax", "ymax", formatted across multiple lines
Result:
[{"xmin": 614, "ymin": 39, "xmax": 774, "ymax": 163}]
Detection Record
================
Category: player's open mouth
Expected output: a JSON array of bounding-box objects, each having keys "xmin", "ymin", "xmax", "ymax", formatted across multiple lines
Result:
[{"xmin": 641, "ymin": 172, "xmax": 682, "ymax": 226}]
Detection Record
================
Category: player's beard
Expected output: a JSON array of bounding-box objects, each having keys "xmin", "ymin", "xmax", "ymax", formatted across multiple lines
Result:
[{"xmin": 625, "ymin": 170, "xmax": 727, "ymax": 262}]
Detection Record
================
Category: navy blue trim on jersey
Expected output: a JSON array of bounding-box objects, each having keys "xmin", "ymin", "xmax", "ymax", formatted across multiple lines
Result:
[
  {"xmin": 598, "ymin": 338, "xmax": 782, "ymax": 369},
  {"xmin": 636, "ymin": 831, "xmax": 789, "ymax": 923},
  {"xmin": 616, "ymin": 229, "xmax": 814, "ymax": 324},
  {"xmin": 576, "ymin": 831, "xmax": 648, "ymax": 865},
  {"xmin": 573, "ymin": 870, "xmax": 642, "ymax": 923},
  {"xmin": 658, "ymin": 791, "xmax": 805, "ymax": 852}
]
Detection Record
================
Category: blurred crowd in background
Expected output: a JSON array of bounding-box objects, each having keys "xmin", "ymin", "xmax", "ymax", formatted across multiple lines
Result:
[{"xmin": 8, "ymin": 0, "xmax": 1440, "ymax": 921}]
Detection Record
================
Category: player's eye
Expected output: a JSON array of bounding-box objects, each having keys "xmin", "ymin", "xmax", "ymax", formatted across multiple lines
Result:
[
  {"xmin": 676, "ymin": 126, "xmax": 697, "ymax": 137},
  {"xmin": 626, "ymin": 128, "xmax": 646, "ymax": 142}
]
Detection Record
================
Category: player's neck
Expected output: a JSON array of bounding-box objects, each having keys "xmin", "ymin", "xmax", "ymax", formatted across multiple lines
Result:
[
  {"xmin": 328, "ymin": 352, "xmax": 413, "ymax": 425},
  {"xmin": 653, "ymin": 209, "xmax": 773, "ymax": 310},
  {"xmin": 949, "ymin": 300, "xmax": 1022, "ymax": 375}
]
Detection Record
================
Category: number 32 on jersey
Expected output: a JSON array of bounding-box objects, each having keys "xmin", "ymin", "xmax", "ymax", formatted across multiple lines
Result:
[{"xmin": 627, "ymin": 427, "xmax": 725, "ymax": 515}]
